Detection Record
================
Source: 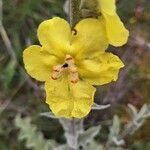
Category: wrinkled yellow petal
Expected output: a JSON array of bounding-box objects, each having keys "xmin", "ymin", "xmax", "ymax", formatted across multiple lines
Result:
[
  {"xmin": 98, "ymin": 0, "xmax": 129, "ymax": 46},
  {"xmin": 23, "ymin": 45, "xmax": 59, "ymax": 81},
  {"xmin": 45, "ymin": 75, "xmax": 96, "ymax": 118},
  {"xmin": 72, "ymin": 18, "xmax": 108, "ymax": 59},
  {"xmin": 98, "ymin": 0, "xmax": 116, "ymax": 15},
  {"xmin": 78, "ymin": 52, "xmax": 124, "ymax": 85},
  {"xmin": 37, "ymin": 17, "xmax": 71, "ymax": 58},
  {"xmin": 102, "ymin": 14, "xmax": 129, "ymax": 46}
]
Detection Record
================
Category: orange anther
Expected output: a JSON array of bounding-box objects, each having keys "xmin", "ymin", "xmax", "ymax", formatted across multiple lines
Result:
[
  {"xmin": 65, "ymin": 54, "xmax": 73, "ymax": 61},
  {"xmin": 71, "ymin": 79, "xmax": 79, "ymax": 84},
  {"xmin": 53, "ymin": 65, "xmax": 62, "ymax": 72},
  {"xmin": 51, "ymin": 75, "xmax": 58, "ymax": 80},
  {"xmin": 51, "ymin": 55, "xmax": 79, "ymax": 83},
  {"xmin": 70, "ymin": 66, "xmax": 78, "ymax": 73}
]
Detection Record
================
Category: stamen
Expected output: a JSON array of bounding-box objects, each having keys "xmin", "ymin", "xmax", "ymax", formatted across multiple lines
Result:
[
  {"xmin": 51, "ymin": 55, "xmax": 79, "ymax": 83},
  {"xmin": 65, "ymin": 55, "xmax": 74, "ymax": 63},
  {"xmin": 62, "ymin": 63, "xmax": 68, "ymax": 68},
  {"xmin": 69, "ymin": 65, "xmax": 79, "ymax": 83},
  {"xmin": 65, "ymin": 55, "xmax": 75, "ymax": 66},
  {"xmin": 65, "ymin": 54, "xmax": 73, "ymax": 61},
  {"xmin": 69, "ymin": 66, "xmax": 78, "ymax": 73},
  {"xmin": 53, "ymin": 65, "xmax": 62, "ymax": 72},
  {"xmin": 51, "ymin": 75, "xmax": 58, "ymax": 80},
  {"xmin": 70, "ymin": 72, "xmax": 79, "ymax": 84},
  {"xmin": 51, "ymin": 65, "xmax": 63, "ymax": 80}
]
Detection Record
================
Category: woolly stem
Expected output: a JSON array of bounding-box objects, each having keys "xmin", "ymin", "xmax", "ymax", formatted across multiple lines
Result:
[
  {"xmin": 70, "ymin": 119, "xmax": 78, "ymax": 150},
  {"xmin": 69, "ymin": 0, "xmax": 80, "ymax": 29},
  {"xmin": 66, "ymin": 0, "xmax": 83, "ymax": 150}
]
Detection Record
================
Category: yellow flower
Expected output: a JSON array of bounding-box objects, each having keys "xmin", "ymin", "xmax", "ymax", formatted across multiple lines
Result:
[
  {"xmin": 23, "ymin": 17, "xmax": 124, "ymax": 118},
  {"xmin": 98, "ymin": 0, "xmax": 129, "ymax": 46}
]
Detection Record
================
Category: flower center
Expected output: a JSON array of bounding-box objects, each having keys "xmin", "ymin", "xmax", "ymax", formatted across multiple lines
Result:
[{"xmin": 51, "ymin": 55, "xmax": 79, "ymax": 83}]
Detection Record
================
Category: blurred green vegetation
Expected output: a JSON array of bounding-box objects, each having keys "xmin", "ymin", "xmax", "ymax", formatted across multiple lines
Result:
[{"xmin": 0, "ymin": 0, "xmax": 150, "ymax": 149}]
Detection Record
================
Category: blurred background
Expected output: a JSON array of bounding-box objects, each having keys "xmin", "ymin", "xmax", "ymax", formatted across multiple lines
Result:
[{"xmin": 0, "ymin": 0, "xmax": 149, "ymax": 149}]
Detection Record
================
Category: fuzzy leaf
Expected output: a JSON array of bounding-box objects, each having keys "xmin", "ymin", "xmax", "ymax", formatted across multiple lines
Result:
[
  {"xmin": 81, "ymin": 140, "xmax": 104, "ymax": 150},
  {"xmin": 109, "ymin": 115, "xmax": 120, "ymax": 138},
  {"xmin": 55, "ymin": 144, "xmax": 69, "ymax": 150},
  {"xmin": 108, "ymin": 147, "xmax": 125, "ymax": 150},
  {"xmin": 92, "ymin": 103, "xmax": 111, "ymax": 110},
  {"xmin": 108, "ymin": 115, "xmax": 124, "ymax": 146},
  {"xmin": 40, "ymin": 111, "xmax": 58, "ymax": 119},
  {"xmin": 79, "ymin": 125, "xmax": 101, "ymax": 147},
  {"xmin": 128, "ymin": 104, "xmax": 138, "ymax": 118},
  {"xmin": 15, "ymin": 115, "xmax": 56, "ymax": 150},
  {"xmin": 125, "ymin": 104, "xmax": 150, "ymax": 135}
]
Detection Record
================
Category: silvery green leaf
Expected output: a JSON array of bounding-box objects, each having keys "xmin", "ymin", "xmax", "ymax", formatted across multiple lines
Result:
[
  {"xmin": 128, "ymin": 104, "xmax": 138, "ymax": 118},
  {"xmin": 81, "ymin": 140, "xmax": 104, "ymax": 150},
  {"xmin": 108, "ymin": 147, "xmax": 125, "ymax": 150},
  {"xmin": 139, "ymin": 104, "xmax": 148, "ymax": 116},
  {"xmin": 63, "ymin": 0, "xmax": 69, "ymax": 14},
  {"xmin": 92, "ymin": 103, "xmax": 111, "ymax": 110},
  {"xmin": 79, "ymin": 125, "xmax": 101, "ymax": 146},
  {"xmin": 109, "ymin": 115, "xmax": 120, "ymax": 137},
  {"xmin": 144, "ymin": 111, "xmax": 150, "ymax": 118},
  {"xmin": 107, "ymin": 115, "xmax": 123, "ymax": 146},
  {"xmin": 112, "ymin": 137, "xmax": 125, "ymax": 146},
  {"xmin": 139, "ymin": 104, "xmax": 150, "ymax": 118},
  {"xmin": 54, "ymin": 144, "xmax": 69, "ymax": 150},
  {"xmin": 123, "ymin": 104, "xmax": 150, "ymax": 136},
  {"xmin": 15, "ymin": 115, "xmax": 56, "ymax": 150},
  {"xmin": 40, "ymin": 112, "xmax": 58, "ymax": 119}
]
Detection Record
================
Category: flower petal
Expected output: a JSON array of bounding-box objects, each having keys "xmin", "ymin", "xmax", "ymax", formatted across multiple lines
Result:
[
  {"xmin": 98, "ymin": 0, "xmax": 116, "ymax": 15},
  {"xmin": 45, "ymin": 76, "xmax": 96, "ymax": 118},
  {"xmin": 72, "ymin": 18, "xmax": 108, "ymax": 59},
  {"xmin": 98, "ymin": 0, "xmax": 129, "ymax": 46},
  {"xmin": 37, "ymin": 17, "xmax": 72, "ymax": 58},
  {"xmin": 78, "ymin": 52, "xmax": 124, "ymax": 85},
  {"xmin": 23, "ymin": 45, "xmax": 59, "ymax": 81},
  {"xmin": 102, "ymin": 14, "xmax": 129, "ymax": 46}
]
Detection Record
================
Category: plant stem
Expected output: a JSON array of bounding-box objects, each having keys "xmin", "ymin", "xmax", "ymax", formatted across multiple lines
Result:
[
  {"xmin": 69, "ymin": 0, "xmax": 80, "ymax": 29},
  {"xmin": 59, "ymin": 118, "xmax": 83, "ymax": 150},
  {"xmin": 69, "ymin": 1, "xmax": 81, "ymax": 149},
  {"xmin": 70, "ymin": 119, "xmax": 78, "ymax": 150},
  {"xmin": 57, "ymin": 1, "xmax": 82, "ymax": 150}
]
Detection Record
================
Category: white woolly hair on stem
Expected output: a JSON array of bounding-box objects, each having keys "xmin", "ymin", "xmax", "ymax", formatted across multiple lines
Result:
[
  {"xmin": 69, "ymin": 0, "xmax": 80, "ymax": 29},
  {"xmin": 63, "ymin": 0, "xmax": 82, "ymax": 150}
]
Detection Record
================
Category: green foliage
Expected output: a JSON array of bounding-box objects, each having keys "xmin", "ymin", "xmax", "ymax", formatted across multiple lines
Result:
[
  {"xmin": 81, "ymin": 141, "xmax": 104, "ymax": 150},
  {"xmin": 125, "ymin": 104, "xmax": 150, "ymax": 135},
  {"xmin": 15, "ymin": 115, "xmax": 105, "ymax": 150},
  {"xmin": 15, "ymin": 115, "xmax": 56, "ymax": 150},
  {"xmin": 78, "ymin": 125, "xmax": 101, "ymax": 147},
  {"xmin": 78, "ymin": 125, "xmax": 104, "ymax": 150},
  {"xmin": 109, "ymin": 115, "xmax": 121, "ymax": 139},
  {"xmin": 0, "ymin": 0, "xmax": 66, "ymax": 91},
  {"xmin": 1, "ymin": 60, "xmax": 17, "ymax": 89},
  {"xmin": 107, "ymin": 115, "xmax": 124, "ymax": 147},
  {"xmin": 133, "ymin": 141, "xmax": 150, "ymax": 150},
  {"xmin": 118, "ymin": 0, "xmax": 137, "ymax": 21}
]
